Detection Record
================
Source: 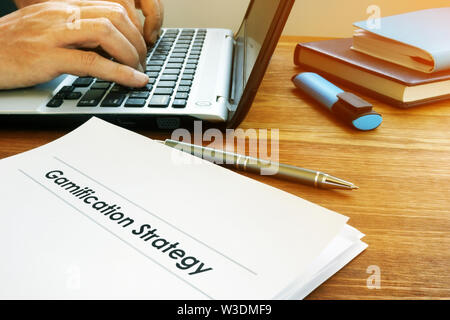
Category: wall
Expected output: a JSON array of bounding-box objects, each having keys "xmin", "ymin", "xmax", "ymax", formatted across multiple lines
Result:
[{"xmin": 160, "ymin": 0, "xmax": 450, "ymax": 37}]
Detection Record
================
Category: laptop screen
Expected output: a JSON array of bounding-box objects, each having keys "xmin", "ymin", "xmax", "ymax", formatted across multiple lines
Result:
[{"xmin": 230, "ymin": 0, "xmax": 282, "ymax": 112}]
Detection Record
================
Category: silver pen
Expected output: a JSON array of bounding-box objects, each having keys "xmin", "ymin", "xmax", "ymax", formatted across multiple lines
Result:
[{"xmin": 157, "ymin": 139, "xmax": 358, "ymax": 190}]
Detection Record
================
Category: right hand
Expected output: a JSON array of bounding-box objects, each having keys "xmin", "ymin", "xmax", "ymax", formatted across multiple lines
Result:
[{"xmin": 0, "ymin": 1, "xmax": 149, "ymax": 90}]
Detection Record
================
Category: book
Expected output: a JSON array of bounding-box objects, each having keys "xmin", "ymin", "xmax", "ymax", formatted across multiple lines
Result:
[
  {"xmin": 0, "ymin": 117, "xmax": 367, "ymax": 299},
  {"xmin": 294, "ymin": 38, "xmax": 450, "ymax": 107},
  {"xmin": 352, "ymin": 8, "xmax": 450, "ymax": 73}
]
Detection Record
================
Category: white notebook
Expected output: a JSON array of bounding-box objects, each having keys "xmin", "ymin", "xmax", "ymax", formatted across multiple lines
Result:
[{"xmin": 0, "ymin": 117, "xmax": 367, "ymax": 299}]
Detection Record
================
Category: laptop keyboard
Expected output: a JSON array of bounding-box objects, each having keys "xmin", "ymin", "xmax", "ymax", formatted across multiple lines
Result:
[{"xmin": 46, "ymin": 29, "xmax": 207, "ymax": 110}]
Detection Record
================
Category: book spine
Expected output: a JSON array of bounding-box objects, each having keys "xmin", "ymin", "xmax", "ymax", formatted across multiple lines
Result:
[{"xmin": 293, "ymin": 43, "xmax": 303, "ymax": 66}]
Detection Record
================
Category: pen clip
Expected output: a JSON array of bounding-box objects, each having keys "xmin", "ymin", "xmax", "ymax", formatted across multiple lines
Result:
[{"xmin": 336, "ymin": 92, "xmax": 373, "ymax": 114}]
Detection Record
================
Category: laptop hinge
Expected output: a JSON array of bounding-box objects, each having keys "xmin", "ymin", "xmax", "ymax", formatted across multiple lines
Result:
[{"xmin": 215, "ymin": 34, "xmax": 236, "ymax": 114}]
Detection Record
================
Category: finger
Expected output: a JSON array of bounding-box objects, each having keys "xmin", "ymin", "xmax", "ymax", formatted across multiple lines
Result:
[
  {"xmin": 140, "ymin": 0, "xmax": 163, "ymax": 44},
  {"xmin": 79, "ymin": 5, "xmax": 147, "ymax": 67},
  {"xmin": 56, "ymin": 18, "xmax": 140, "ymax": 69},
  {"xmin": 102, "ymin": 0, "xmax": 144, "ymax": 35},
  {"xmin": 54, "ymin": 48, "xmax": 148, "ymax": 87},
  {"xmin": 69, "ymin": 0, "xmax": 144, "ymax": 35}
]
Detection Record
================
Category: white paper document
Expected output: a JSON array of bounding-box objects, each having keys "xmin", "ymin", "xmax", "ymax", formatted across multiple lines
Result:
[{"xmin": 0, "ymin": 118, "xmax": 367, "ymax": 299}]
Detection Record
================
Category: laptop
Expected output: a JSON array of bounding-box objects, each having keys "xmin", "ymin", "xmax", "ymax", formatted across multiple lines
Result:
[{"xmin": 0, "ymin": 0, "xmax": 295, "ymax": 130}]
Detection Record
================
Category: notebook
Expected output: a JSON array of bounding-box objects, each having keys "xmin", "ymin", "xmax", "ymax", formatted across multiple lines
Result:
[
  {"xmin": 352, "ymin": 8, "xmax": 450, "ymax": 73},
  {"xmin": 0, "ymin": 117, "xmax": 367, "ymax": 299},
  {"xmin": 294, "ymin": 38, "xmax": 450, "ymax": 107}
]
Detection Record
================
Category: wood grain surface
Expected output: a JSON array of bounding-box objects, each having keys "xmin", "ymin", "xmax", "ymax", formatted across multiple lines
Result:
[{"xmin": 0, "ymin": 36, "xmax": 449, "ymax": 299}]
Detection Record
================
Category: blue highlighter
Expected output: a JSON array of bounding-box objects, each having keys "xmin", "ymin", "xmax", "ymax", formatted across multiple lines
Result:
[{"xmin": 292, "ymin": 72, "xmax": 382, "ymax": 131}]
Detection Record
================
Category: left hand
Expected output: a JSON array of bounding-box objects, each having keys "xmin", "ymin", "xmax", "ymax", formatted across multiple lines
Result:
[{"xmin": 15, "ymin": 0, "xmax": 164, "ymax": 44}]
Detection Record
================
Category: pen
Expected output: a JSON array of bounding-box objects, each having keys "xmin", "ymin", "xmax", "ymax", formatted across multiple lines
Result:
[
  {"xmin": 292, "ymin": 72, "xmax": 382, "ymax": 131},
  {"xmin": 157, "ymin": 139, "xmax": 358, "ymax": 190}
]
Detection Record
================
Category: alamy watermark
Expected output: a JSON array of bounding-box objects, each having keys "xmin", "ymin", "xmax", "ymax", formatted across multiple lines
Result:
[
  {"xmin": 366, "ymin": 5, "xmax": 381, "ymax": 30},
  {"xmin": 66, "ymin": 265, "xmax": 81, "ymax": 291},
  {"xmin": 169, "ymin": 121, "xmax": 280, "ymax": 175},
  {"xmin": 66, "ymin": 7, "xmax": 81, "ymax": 30},
  {"xmin": 366, "ymin": 265, "xmax": 381, "ymax": 289}
]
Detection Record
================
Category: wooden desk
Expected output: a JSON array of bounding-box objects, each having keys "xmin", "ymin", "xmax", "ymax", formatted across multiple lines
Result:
[{"xmin": 0, "ymin": 36, "xmax": 449, "ymax": 299}]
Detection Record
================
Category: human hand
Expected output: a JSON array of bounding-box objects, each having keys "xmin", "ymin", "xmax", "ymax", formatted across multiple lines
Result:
[
  {"xmin": 15, "ymin": 0, "xmax": 164, "ymax": 44},
  {"xmin": 0, "ymin": 1, "xmax": 148, "ymax": 89},
  {"xmin": 135, "ymin": 0, "xmax": 164, "ymax": 44}
]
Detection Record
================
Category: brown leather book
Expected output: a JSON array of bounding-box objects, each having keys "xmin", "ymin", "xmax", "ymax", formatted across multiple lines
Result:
[{"xmin": 294, "ymin": 38, "xmax": 450, "ymax": 107}]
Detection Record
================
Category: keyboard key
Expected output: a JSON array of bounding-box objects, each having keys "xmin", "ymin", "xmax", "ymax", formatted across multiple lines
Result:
[
  {"xmin": 148, "ymin": 60, "xmax": 165, "ymax": 66},
  {"xmin": 154, "ymin": 87, "xmax": 174, "ymax": 95},
  {"xmin": 168, "ymin": 58, "xmax": 185, "ymax": 63},
  {"xmin": 170, "ymin": 53, "xmax": 186, "ymax": 58},
  {"xmin": 73, "ymin": 77, "xmax": 94, "ymax": 87},
  {"xmin": 151, "ymin": 54, "xmax": 167, "ymax": 60},
  {"xmin": 158, "ymin": 41, "xmax": 174, "ymax": 46},
  {"xmin": 157, "ymin": 81, "xmax": 176, "ymax": 88},
  {"xmin": 149, "ymin": 95, "xmax": 171, "ymax": 108},
  {"xmin": 156, "ymin": 44, "xmax": 172, "ymax": 50},
  {"xmin": 177, "ymin": 86, "xmax": 191, "ymax": 93},
  {"xmin": 183, "ymin": 69, "xmax": 195, "ymax": 74},
  {"xmin": 174, "ymin": 44, "xmax": 190, "ymax": 49},
  {"xmin": 161, "ymin": 75, "xmax": 178, "ymax": 81},
  {"xmin": 91, "ymin": 82, "xmax": 111, "ymax": 90},
  {"xmin": 133, "ymin": 84, "xmax": 153, "ymax": 91},
  {"xmin": 181, "ymin": 74, "xmax": 194, "ymax": 80},
  {"xmin": 125, "ymin": 98, "xmax": 146, "ymax": 108},
  {"xmin": 185, "ymin": 64, "xmax": 197, "ymax": 69},
  {"xmin": 65, "ymin": 91, "xmax": 82, "ymax": 100},
  {"xmin": 111, "ymin": 84, "xmax": 130, "ymax": 93},
  {"xmin": 146, "ymin": 72, "xmax": 160, "ymax": 78},
  {"xmin": 101, "ymin": 93, "xmax": 126, "ymax": 107},
  {"xmin": 163, "ymin": 69, "xmax": 180, "ymax": 75},
  {"xmin": 180, "ymin": 80, "xmax": 192, "ymax": 86},
  {"xmin": 59, "ymin": 86, "xmax": 74, "ymax": 93},
  {"xmin": 172, "ymin": 99, "xmax": 187, "ymax": 108},
  {"xmin": 77, "ymin": 89, "xmax": 106, "ymax": 107},
  {"xmin": 166, "ymin": 63, "xmax": 183, "ymax": 68},
  {"xmin": 187, "ymin": 59, "xmax": 199, "ymax": 64},
  {"xmin": 175, "ymin": 92, "xmax": 189, "ymax": 99},
  {"xmin": 147, "ymin": 66, "xmax": 162, "ymax": 72},
  {"xmin": 46, "ymin": 99, "xmax": 63, "ymax": 108},
  {"xmin": 172, "ymin": 48, "xmax": 188, "ymax": 53},
  {"xmin": 94, "ymin": 79, "xmax": 112, "ymax": 84},
  {"xmin": 54, "ymin": 92, "xmax": 67, "ymax": 99},
  {"xmin": 130, "ymin": 91, "xmax": 150, "ymax": 99}
]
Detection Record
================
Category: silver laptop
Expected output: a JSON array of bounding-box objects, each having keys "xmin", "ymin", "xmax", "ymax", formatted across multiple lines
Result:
[{"xmin": 0, "ymin": 0, "xmax": 294, "ymax": 129}]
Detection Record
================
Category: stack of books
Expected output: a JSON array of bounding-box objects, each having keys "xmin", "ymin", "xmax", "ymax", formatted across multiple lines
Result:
[{"xmin": 294, "ymin": 8, "xmax": 450, "ymax": 107}]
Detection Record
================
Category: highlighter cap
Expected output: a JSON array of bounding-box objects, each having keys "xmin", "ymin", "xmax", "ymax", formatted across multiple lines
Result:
[{"xmin": 331, "ymin": 92, "xmax": 382, "ymax": 131}]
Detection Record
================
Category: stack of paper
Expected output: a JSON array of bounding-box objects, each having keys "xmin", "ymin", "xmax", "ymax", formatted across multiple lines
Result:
[{"xmin": 0, "ymin": 118, "xmax": 366, "ymax": 299}]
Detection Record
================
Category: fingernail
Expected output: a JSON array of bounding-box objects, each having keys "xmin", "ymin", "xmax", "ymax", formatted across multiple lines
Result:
[
  {"xmin": 137, "ymin": 63, "xmax": 145, "ymax": 73},
  {"xmin": 134, "ymin": 70, "xmax": 149, "ymax": 85}
]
